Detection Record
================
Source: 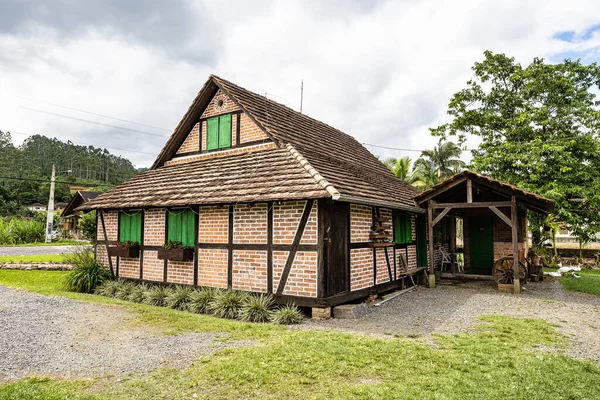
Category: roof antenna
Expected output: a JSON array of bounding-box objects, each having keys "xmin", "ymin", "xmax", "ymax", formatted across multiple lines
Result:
[{"xmin": 300, "ymin": 80, "xmax": 304, "ymax": 114}]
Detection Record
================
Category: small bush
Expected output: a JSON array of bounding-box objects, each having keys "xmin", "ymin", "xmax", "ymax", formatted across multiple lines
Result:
[
  {"xmin": 239, "ymin": 294, "xmax": 275, "ymax": 323},
  {"xmin": 165, "ymin": 285, "xmax": 194, "ymax": 310},
  {"xmin": 114, "ymin": 281, "xmax": 136, "ymax": 300},
  {"xmin": 210, "ymin": 290, "xmax": 248, "ymax": 319},
  {"xmin": 94, "ymin": 280, "xmax": 120, "ymax": 297},
  {"xmin": 128, "ymin": 283, "xmax": 149, "ymax": 303},
  {"xmin": 143, "ymin": 285, "xmax": 172, "ymax": 307},
  {"xmin": 271, "ymin": 304, "xmax": 304, "ymax": 325},
  {"xmin": 64, "ymin": 247, "xmax": 110, "ymax": 293},
  {"xmin": 187, "ymin": 287, "xmax": 219, "ymax": 314}
]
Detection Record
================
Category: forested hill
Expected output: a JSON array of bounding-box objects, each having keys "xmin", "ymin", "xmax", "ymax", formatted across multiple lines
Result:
[{"xmin": 0, "ymin": 130, "xmax": 142, "ymax": 216}]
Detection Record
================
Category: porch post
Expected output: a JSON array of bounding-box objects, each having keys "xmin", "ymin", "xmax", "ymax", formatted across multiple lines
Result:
[
  {"xmin": 450, "ymin": 212, "xmax": 456, "ymax": 274},
  {"xmin": 511, "ymin": 196, "xmax": 520, "ymax": 294},
  {"xmin": 427, "ymin": 201, "xmax": 435, "ymax": 288}
]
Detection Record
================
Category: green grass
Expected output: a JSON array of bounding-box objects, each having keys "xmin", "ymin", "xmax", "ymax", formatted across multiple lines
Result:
[
  {"xmin": 0, "ymin": 239, "xmax": 87, "ymax": 247},
  {"xmin": 545, "ymin": 267, "xmax": 600, "ymax": 296},
  {"xmin": 1, "ymin": 270, "xmax": 600, "ymax": 399},
  {"xmin": 0, "ymin": 254, "xmax": 70, "ymax": 263}
]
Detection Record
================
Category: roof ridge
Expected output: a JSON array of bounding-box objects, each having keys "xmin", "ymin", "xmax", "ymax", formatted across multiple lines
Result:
[{"xmin": 285, "ymin": 144, "xmax": 338, "ymax": 197}]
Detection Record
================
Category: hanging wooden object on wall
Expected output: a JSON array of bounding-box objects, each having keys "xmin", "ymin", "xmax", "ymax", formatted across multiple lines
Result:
[{"xmin": 369, "ymin": 215, "xmax": 393, "ymax": 247}]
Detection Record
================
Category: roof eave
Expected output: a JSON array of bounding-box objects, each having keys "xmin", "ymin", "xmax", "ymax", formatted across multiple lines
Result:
[{"xmin": 332, "ymin": 193, "xmax": 425, "ymax": 214}]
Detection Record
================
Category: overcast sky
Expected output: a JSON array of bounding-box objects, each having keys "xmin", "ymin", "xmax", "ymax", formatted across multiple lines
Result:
[{"xmin": 1, "ymin": 0, "xmax": 600, "ymax": 169}]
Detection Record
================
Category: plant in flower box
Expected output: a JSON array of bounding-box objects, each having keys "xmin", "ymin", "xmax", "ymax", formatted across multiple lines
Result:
[
  {"xmin": 108, "ymin": 240, "xmax": 140, "ymax": 258},
  {"xmin": 157, "ymin": 240, "xmax": 194, "ymax": 261}
]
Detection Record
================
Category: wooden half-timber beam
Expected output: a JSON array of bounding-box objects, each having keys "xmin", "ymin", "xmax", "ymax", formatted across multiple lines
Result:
[
  {"xmin": 432, "ymin": 201, "xmax": 512, "ymax": 209},
  {"xmin": 276, "ymin": 199, "xmax": 314, "ymax": 295},
  {"xmin": 449, "ymin": 212, "xmax": 456, "ymax": 274},
  {"xmin": 99, "ymin": 210, "xmax": 114, "ymax": 277},
  {"xmin": 489, "ymin": 206, "xmax": 512, "ymax": 228},
  {"xmin": 466, "ymin": 179, "xmax": 473, "ymax": 203},
  {"xmin": 432, "ymin": 207, "xmax": 451, "ymax": 227},
  {"xmin": 511, "ymin": 196, "xmax": 520, "ymax": 293},
  {"xmin": 427, "ymin": 202, "xmax": 434, "ymax": 276}
]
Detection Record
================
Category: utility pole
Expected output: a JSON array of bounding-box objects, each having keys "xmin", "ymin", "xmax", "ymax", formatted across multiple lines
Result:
[{"xmin": 45, "ymin": 164, "xmax": 55, "ymax": 243}]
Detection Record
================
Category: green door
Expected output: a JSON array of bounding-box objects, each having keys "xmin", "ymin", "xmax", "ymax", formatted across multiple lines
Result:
[{"xmin": 468, "ymin": 216, "xmax": 494, "ymax": 275}]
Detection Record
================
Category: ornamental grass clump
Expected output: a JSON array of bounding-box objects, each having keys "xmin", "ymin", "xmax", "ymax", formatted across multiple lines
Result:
[
  {"xmin": 271, "ymin": 304, "xmax": 304, "ymax": 325},
  {"xmin": 210, "ymin": 290, "xmax": 248, "ymax": 319},
  {"xmin": 143, "ymin": 285, "xmax": 172, "ymax": 307},
  {"xmin": 165, "ymin": 285, "xmax": 194, "ymax": 310},
  {"xmin": 63, "ymin": 246, "xmax": 110, "ymax": 293},
  {"xmin": 187, "ymin": 287, "xmax": 219, "ymax": 314},
  {"xmin": 239, "ymin": 293, "xmax": 275, "ymax": 323},
  {"xmin": 114, "ymin": 281, "xmax": 136, "ymax": 300},
  {"xmin": 94, "ymin": 280, "xmax": 121, "ymax": 297},
  {"xmin": 128, "ymin": 283, "xmax": 149, "ymax": 303}
]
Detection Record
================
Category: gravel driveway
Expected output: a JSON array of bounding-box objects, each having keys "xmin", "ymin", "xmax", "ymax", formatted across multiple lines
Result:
[
  {"xmin": 0, "ymin": 286, "xmax": 231, "ymax": 382},
  {"xmin": 0, "ymin": 245, "xmax": 87, "ymax": 257},
  {"xmin": 307, "ymin": 278, "xmax": 600, "ymax": 362}
]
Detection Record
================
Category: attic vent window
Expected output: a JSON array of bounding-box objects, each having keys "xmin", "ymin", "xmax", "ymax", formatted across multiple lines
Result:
[{"xmin": 217, "ymin": 99, "xmax": 224, "ymax": 108}]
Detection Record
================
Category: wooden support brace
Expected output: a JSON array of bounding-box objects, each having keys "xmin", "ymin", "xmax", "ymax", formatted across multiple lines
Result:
[
  {"xmin": 432, "ymin": 207, "xmax": 451, "ymax": 227},
  {"xmin": 99, "ymin": 210, "xmax": 114, "ymax": 278},
  {"xmin": 467, "ymin": 179, "xmax": 473, "ymax": 203},
  {"xmin": 489, "ymin": 206, "xmax": 513, "ymax": 228}
]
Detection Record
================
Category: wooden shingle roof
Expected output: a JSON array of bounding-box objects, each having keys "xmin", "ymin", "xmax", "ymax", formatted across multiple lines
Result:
[{"xmin": 84, "ymin": 75, "xmax": 422, "ymax": 211}]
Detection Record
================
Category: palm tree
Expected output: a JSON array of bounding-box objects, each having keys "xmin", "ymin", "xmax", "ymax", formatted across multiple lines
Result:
[
  {"xmin": 412, "ymin": 159, "xmax": 440, "ymax": 189},
  {"xmin": 382, "ymin": 156, "xmax": 418, "ymax": 184},
  {"xmin": 418, "ymin": 139, "xmax": 465, "ymax": 179}
]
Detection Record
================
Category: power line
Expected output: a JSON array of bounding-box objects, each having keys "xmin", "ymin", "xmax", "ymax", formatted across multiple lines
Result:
[
  {"xmin": 19, "ymin": 107, "xmax": 170, "ymax": 138},
  {"xmin": 8, "ymin": 93, "xmax": 172, "ymax": 132},
  {"xmin": 9, "ymin": 130, "xmax": 158, "ymax": 156},
  {"xmin": 0, "ymin": 175, "xmax": 114, "ymax": 187}
]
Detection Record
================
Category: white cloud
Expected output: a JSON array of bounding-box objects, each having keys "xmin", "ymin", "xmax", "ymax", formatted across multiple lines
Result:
[{"xmin": 1, "ymin": 0, "xmax": 599, "ymax": 168}]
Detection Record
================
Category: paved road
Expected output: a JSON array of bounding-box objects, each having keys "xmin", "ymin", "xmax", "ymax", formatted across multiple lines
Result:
[{"xmin": 0, "ymin": 245, "xmax": 88, "ymax": 257}]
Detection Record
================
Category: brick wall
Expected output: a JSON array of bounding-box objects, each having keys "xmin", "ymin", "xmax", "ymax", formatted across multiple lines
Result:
[
  {"xmin": 233, "ymin": 203, "xmax": 267, "ymax": 244},
  {"xmin": 201, "ymin": 89, "xmax": 240, "ymax": 118},
  {"xmin": 176, "ymin": 122, "xmax": 200, "ymax": 154},
  {"xmin": 118, "ymin": 258, "xmax": 140, "ymax": 279},
  {"xmin": 197, "ymin": 249, "xmax": 228, "ymax": 288},
  {"xmin": 273, "ymin": 250, "xmax": 317, "ymax": 297},
  {"xmin": 350, "ymin": 248, "xmax": 373, "ymax": 291},
  {"xmin": 232, "ymin": 250, "xmax": 267, "ymax": 292},
  {"xmin": 273, "ymin": 200, "xmax": 317, "ymax": 245},
  {"xmin": 375, "ymin": 248, "xmax": 390, "ymax": 284},
  {"xmin": 351, "ymin": 204, "xmax": 372, "ymax": 242},
  {"xmin": 165, "ymin": 142, "xmax": 277, "ymax": 166},
  {"xmin": 143, "ymin": 251, "xmax": 164, "ymax": 282},
  {"xmin": 144, "ymin": 209, "xmax": 165, "ymax": 246},
  {"xmin": 167, "ymin": 260, "xmax": 194, "ymax": 285},
  {"xmin": 240, "ymin": 113, "xmax": 268, "ymax": 143},
  {"xmin": 96, "ymin": 211, "xmax": 117, "ymax": 273},
  {"xmin": 199, "ymin": 206, "xmax": 228, "ymax": 243}
]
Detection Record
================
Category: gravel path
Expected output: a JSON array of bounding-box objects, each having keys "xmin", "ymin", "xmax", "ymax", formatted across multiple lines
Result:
[
  {"xmin": 0, "ymin": 245, "xmax": 86, "ymax": 257},
  {"xmin": 0, "ymin": 285, "xmax": 231, "ymax": 382},
  {"xmin": 306, "ymin": 278, "xmax": 600, "ymax": 362}
]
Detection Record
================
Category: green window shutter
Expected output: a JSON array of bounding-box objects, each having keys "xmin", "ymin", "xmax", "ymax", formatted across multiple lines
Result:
[
  {"xmin": 218, "ymin": 114, "xmax": 231, "ymax": 148},
  {"xmin": 394, "ymin": 214, "xmax": 403, "ymax": 244},
  {"xmin": 119, "ymin": 213, "xmax": 130, "ymax": 242},
  {"xmin": 206, "ymin": 117, "xmax": 219, "ymax": 150},
  {"xmin": 167, "ymin": 211, "xmax": 182, "ymax": 243},
  {"xmin": 131, "ymin": 213, "xmax": 142, "ymax": 243},
  {"xmin": 405, "ymin": 215, "xmax": 413, "ymax": 243},
  {"xmin": 181, "ymin": 210, "xmax": 195, "ymax": 247}
]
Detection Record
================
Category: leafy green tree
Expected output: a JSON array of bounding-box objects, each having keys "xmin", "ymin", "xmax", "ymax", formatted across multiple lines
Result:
[
  {"xmin": 412, "ymin": 159, "xmax": 441, "ymax": 190},
  {"xmin": 78, "ymin": 210, "xmax": 97, "ymax": 243},
  {"xmin": 431, "ymin": 51, "xmax": 600, "ymax": 241},
  {"xmin": 382, "ymin": 156, "xmax": 418, "ymax": 183},
  {"xmin": 416, "ymin": 139, "xmax": 464, "ymax": 179}
]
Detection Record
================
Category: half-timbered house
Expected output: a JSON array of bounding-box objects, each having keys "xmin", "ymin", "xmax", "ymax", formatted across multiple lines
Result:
[{"xmin": 80, "ymin": 75, "xmax": 429, "ymax": 315}]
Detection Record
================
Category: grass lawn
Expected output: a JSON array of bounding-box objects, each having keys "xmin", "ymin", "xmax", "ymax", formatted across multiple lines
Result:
[
  {"xmin": 1, "ymin": 271, "xmax": 600, "ymax": 399},
  {"xmin": 0, "ymin": 254, "xmax": 70, "ymax": 263},
  {"xmin": 0, "ymin": 239, "xmax": 88, "ymax": 247},
  {"xmin": 545, "ymin": 267, "xmax": 600, "ymax": 296}
]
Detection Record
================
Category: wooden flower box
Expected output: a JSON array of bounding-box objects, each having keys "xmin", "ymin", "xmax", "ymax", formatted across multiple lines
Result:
[
  {"xmin": 157, "ymin": 248, "xmax": 194, "ymax": 262},
  {"xmin": 108, "ymin": 246, "xmax": 140, "ymax": 258}
]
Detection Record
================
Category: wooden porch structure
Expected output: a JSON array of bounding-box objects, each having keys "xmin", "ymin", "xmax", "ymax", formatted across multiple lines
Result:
[{"xmin": 414, "ymin": 171, "xmax": 554, "ymax": 293}]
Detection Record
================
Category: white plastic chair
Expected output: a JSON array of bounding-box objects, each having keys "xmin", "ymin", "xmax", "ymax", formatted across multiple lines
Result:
[{"xmin": 439, "ymin": 245, "xmax": 463, "ymax": 273}]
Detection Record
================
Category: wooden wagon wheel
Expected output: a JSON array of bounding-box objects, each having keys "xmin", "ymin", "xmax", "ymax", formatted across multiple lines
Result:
[{"xmin": 493, "ymin": 257, "xmax": 527, "ymax": 284}]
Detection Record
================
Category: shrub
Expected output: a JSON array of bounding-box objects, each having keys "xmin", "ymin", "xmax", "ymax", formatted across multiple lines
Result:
[
  {"xmin": 114, "ymin": 281, "xmax": 136, "ymax": 300},
  {"xmin": 94, "ymin": 280, "xmax": 120, "ymax": 297},
  {"xmin": 187, "ymin": 287, "xmax": 219, "ymax": 314},
  {"xmin": 128, "ymin": 283, "xmax": 149, "ymax": 303},
  {"xmin": 0, "ymin": 217, "xmax": 45, "ymax": 245},
  {"xmin": 210, "ymin": 290, "xmax": 248, "ymax": 319},
  {"xmin": 143, "ymin": 285, "xmax": 172, "ymax": 307},
  {"xmin": 63, "ymin": 246, "xmax": 110, "ymax": 293},
  {"xmin": 239, "ymin": 294, "xmax": 275, "ymax": 323},
  {"xmin": 78, "ymin": 210, "xmax": 97, "ymax": 243},
  {"xmin": 165, "ymin": 285, "xmax": 194, "ymax": 310},
  {"xmin": 271, "ymin": 304, "xmax": 304, "ymax": 325}
]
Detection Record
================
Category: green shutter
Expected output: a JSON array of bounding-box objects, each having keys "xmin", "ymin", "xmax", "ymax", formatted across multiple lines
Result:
[
  {"xmin": 405, "ymin": 215, "xmax": 413, "ymax": 243},
  {"xmin": 131, "ymin": 213, "xmax": 142, "ymax": 243},
  {"xmin": 167, "ymin": 211, "xmax": 182, "ymax": 243},
  {"xmin": 394, "ymin": 214, "xmax": 403, "ymax": 244},
  {"xmin": 119, "ymin": 213, "xmax": 129, "ymax": 242},
  {"xmin": 181, "ymin": 210, "xmax": 195, "ymax": 247},
  {"xmin": 218, "ymin": 114, "xmax": 231, "ymax": 148},
  {"xmin": 207, "ymin": 117, "xmax": 219, "ymax": 150}
]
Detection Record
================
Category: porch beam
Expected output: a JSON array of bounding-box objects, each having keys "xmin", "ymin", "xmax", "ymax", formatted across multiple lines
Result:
[
  {"xmin": 511, "ymin": 196, "xmax": 520, "ymax": 294},
  {"xmin": 432, "ymin": 201, "xmax": 512, "ymax": 209},
  {"xmin": 466, "ymin": 179, "xmax": 473, "ymax": 203},
  {"xmin": 432, "ymin": 207, "xmax": 451, "ymax": 227},
  {"xmin": 489, "ymin": 206, "xmax": 513, "ymax": 228},
  {"xmin": 427, "ymin": 202, "xmax": 434, "ymax": 276},
  {"xmin": 415, "ymin": 175, "xmax": 468, "ymax": 206},
  {"xmin": 450, "ymin": 212, "xmax": 456, "ymax": 274}
]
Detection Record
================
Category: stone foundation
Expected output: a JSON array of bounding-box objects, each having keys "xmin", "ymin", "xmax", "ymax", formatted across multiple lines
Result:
[{"xmin": 0, "ymin": 263, "xmax": 73, "ymax": 271}]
